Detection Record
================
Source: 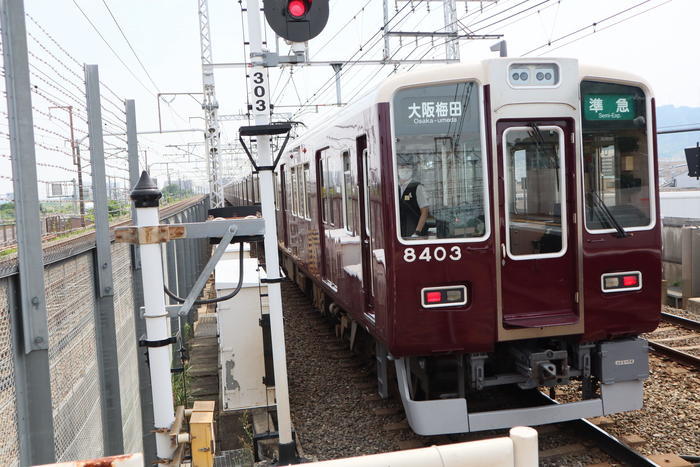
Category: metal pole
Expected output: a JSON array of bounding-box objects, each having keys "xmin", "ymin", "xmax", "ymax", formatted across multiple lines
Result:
[
  {"xmin": 84, "ymin": 63, "xmax": 124, "ymax": 455},
  {"xmin": 246, "ymin": 0, "xmax": 296, "ymax": 462},
  {"xmin": 331, "ymin": 63, "xmax": 342, "ymax": 106},
  {"xmin": 0, "ymin": 0, "xmax": 55, "ymax": 463},
  {"xmin": 125, "ymin": 99, "xmax": 156, "ymax": 459},
  {"xmin": 383, "ymin": 0, "xmax": 391, "ymax": 61},
  {"xmin": 131, "ymin": 171, "xmax": 175, "ymax": 461},
  {"xmin": 443, "ymin": 0, "xmax": 460, "ymax": 61},
  {"xmin": 198, "ymin": 0, "xmax": 224, "ymax": 208}
]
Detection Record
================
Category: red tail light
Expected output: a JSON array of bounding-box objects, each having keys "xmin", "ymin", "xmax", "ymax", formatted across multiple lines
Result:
[
  {"xmin": 622, "ymin": 275, "xmax": 638, "ymax": 287},
  {"xmin": 421, "ymin": 286, "xmax": 468, "ymax": 308},
  {"xmin": 601, "ymin": 271, "xmax": 642, "ymax": 293},
  {"xmin": 426, "ymin": 291, "xmax": 442, "ymax": 303}
]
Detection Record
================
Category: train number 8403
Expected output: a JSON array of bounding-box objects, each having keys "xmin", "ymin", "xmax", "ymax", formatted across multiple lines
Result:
[{"xmin": 403, "ymin": 246, "xmax": 461, "ymax": 263}]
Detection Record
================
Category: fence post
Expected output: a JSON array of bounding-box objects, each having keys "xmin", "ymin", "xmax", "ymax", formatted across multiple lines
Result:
[
  {"xmin": 125, "ymin": 99, "xmax": 155, "ymax": 460},
  {"xmin": 85, "ymin": 63, "xmax": 124, "ymax": 455},
  {"xmin": 0, "ymin": 0, "xmax": 55, "ymax": 463}
]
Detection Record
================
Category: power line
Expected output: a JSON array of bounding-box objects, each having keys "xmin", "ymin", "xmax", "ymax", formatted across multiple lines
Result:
[
  {"xmin": 71, "ymin": 0, "xmax": 157, "ymax": 97},
  {"xmin": 100, "ymin": 0, "xmax": 161, "ymax": 93},
  {"xmin": 521, "ymin": 0, "xmax": 664, "ymax": 56}
]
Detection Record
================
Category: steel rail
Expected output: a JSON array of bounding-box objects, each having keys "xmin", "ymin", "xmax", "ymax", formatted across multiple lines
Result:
[
  {"xmin": 660, "ymin": 312, "xmax": 700, "ymax": 332},
  {"xmin": 537, "ymin": 392, "xmax": 660, "ymax": 466},
  {"xmin": 648, "ymin": 312, "xmax": 700, "ymax": 368},
  {"xmin": 648, "ymin": 341, "xmax": 700, "ymax": 369}
]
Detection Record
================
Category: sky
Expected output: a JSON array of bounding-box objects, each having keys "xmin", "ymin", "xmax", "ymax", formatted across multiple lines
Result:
[{"xmin": 0, "ymin": 0, "xmax": 697, "ymax": 196}]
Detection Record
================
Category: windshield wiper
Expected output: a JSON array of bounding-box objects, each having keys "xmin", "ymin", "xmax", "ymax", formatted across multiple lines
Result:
[{"xmin": 590, "ymin": 191, "xmax": 628, "ymax": 238}]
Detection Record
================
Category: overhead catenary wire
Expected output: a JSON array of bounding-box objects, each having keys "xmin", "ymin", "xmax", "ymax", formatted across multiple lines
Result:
[
  {"xmin": 521, "ymin": 0, "xmax": 665, "ymax": 56},
  {"xmin": 100, "ymin": 0, "xmax": 161, "ymax": 93}
]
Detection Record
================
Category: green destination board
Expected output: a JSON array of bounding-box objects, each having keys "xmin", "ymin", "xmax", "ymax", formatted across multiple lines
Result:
[{"xmin": 583, "ymin": 94, "xmax": 636, "ymax": 121}]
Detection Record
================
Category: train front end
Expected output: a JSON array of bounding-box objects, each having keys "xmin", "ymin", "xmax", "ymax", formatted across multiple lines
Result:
[{"xmin": 382, "ymin": 58, "xmax": 660, "ymax": 434}]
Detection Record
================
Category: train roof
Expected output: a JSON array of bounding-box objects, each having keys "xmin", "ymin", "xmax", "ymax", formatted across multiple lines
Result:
[{"xmin": 278, "ymin": 57, "xmax": 653, "ymax": 158}]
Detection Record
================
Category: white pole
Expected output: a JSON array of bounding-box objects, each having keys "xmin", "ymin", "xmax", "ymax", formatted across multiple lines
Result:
[
  {"xmin": 245, "ymin": 0, "xmax": 296, "ymax": 462},
  {"xmin": 131, "ymin": 172, "xmax": 175, "ymax": 460}
]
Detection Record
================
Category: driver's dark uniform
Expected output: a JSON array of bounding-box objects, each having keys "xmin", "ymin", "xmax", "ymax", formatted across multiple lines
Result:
[{"xmin": 399, "ymin": 182, "xmax": 426, "ymax": 237}]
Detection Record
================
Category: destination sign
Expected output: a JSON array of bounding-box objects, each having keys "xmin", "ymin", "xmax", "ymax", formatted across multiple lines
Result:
[
  {"xmin": 394, "ymin": 82, "xmax": 479, "ymax": 136},
  {"xmin": 583, "ymin": 94, "xmax": 636, "ymax": 121}
]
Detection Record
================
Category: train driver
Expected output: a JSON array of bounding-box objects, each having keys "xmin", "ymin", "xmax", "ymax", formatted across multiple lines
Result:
[{"xmin": 397, "ymin": 156, "xmax": 430, "ymax": 238}]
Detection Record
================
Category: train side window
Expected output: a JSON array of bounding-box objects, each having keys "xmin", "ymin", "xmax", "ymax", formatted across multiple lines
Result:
[
  {"xmin": 322, "ymin": 155, "xmax": 336, "ymax": 226},
  {"xmin": 319, "ymin": 158, "xmax": 328, "ymax": 223},
  {"xmin": 302, "ymin": 163, "xmax": 310, "ymax": 219},
  {"xmin": 297, "ymin": 163, "xmax": 306, "ymax": 218},
  {"xmin": 291, "ymin": 167, "xmax": 298, "ymax": 216},
  {"xmin": 342, "ymin": 151, "xmax": 355, "ymax": 234},
  {"xmin": 580, "ymin": 81, "xmax": 652, "ymax": 232}
]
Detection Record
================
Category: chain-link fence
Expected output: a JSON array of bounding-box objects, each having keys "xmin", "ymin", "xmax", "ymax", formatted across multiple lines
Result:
[
  {"xmin": 45, "ymin": 252, "xmax": 103, "ymax": 461},
  {"xmin": 0, "ymin": 278, "xmax": 20, "ymax": 466}
]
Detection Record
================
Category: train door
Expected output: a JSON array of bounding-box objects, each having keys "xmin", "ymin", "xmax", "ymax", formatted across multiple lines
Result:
[
  {"xmin": 356, "ymin": 135, "xmax": 375, "ymax": 318},
  {"xmin": 315, "ymin": 150, "xmax": 330, "ymax": 282},
  {"xmin": 279, "ymin": 165, "xmax": 289, "ymax": 247},
  {"xmin": 497, "ymin": 119, "xmax": 578, "ymax": 329}
]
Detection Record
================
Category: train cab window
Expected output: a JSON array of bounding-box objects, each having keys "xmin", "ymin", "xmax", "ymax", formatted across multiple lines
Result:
[
  {"xmin": 504, "ymin": 127, "xmax": 566, "ymax": 258},
  {"xmin": 581, "ymin": 81, "xmax": 652, "ymax": 231},
  {"xmin": 393, "ymin": 81, "xmax": 486, "ymax": 241},
  {"xmin": 342, "ymin": 151, "xmax": 355, "ymax": 234}
]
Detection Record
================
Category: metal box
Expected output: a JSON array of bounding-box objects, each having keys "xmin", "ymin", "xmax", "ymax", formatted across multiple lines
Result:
[
  {"xmin": 216, "ymin": 257, "xmax": 275, "ymax": 411},
  {"xmin": 595, "ymin": 338, "xmax": 649, "ymax": 384}
]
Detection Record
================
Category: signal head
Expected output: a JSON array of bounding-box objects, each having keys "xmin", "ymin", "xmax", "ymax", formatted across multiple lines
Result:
[{"xmin": 264, "ymin": 0, "xmax": 329, "ymax": 43}]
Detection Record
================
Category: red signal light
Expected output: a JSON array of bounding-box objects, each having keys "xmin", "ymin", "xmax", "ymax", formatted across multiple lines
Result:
[
  {"xmin": 426, "ymin": 291, "xmax": 443, "ymax": 304},
  {"xmin": 622, "ymin": 275, "xmax": 638, "ymax": 287},
  {"xmin": 288, "ymin": 0, "xmax": 307, "ymax": 18}
]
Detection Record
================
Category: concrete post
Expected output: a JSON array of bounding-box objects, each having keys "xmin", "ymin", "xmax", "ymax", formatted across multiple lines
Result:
[
  {"xmin": 84, "ymin": 64, "xmax": 124, "ymax": 455},
  {"xmin": 0, "ymin": 0, "xmax": 55, "ymax": 462}
]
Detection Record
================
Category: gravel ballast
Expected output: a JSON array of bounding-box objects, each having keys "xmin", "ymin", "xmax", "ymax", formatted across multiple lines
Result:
[{"xmin": 283, "ymin": 282, "xmax": 700, "ymax": 463}]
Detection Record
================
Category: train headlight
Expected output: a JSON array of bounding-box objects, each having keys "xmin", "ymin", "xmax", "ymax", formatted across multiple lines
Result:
[
  {"xmin": 421, "ymin": 285, "xmax": 468, "ymax": 308},
  {"xmin": 601, "ymin": 271, "xmax": 642, "ymax": 293},
  {"xmin": 508, "ymin": 63, "xmax": 560, "ymax": 87}
]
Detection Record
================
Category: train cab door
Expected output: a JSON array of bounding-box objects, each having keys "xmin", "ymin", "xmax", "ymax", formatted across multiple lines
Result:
[
  {"xmin": 356, "ymin": 136, "xmax": 375, "ymax": 319},
  {"xmin": 496, "ymin": 119, "xmax": 580, "ymax": 330}
]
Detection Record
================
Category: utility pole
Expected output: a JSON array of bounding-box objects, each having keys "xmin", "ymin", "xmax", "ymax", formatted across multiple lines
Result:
[
  {"xmin": 49, "ymin": 105, "xmax": 85, "ymax": 226},
  {"xmin": 197, "ymin": 0, "xmax": 224, "ymax": 208}
]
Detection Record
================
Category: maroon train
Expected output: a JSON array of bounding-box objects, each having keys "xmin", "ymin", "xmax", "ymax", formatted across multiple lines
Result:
[{"xmin": 227, "ymin": 58, "xmax": 661, "ymax": 435}]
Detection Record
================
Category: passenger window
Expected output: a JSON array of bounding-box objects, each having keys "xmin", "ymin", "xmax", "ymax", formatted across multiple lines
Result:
[
  {"xmin": 302, "ymin": 163, "xmax": 310, "ymax": 218},
  {"xmin": 291, "ymin": 167, "xmax": 298, "ymax": 216},
  {"xmin": 581, "ymin": 81, "xmax": 651, "ymax": 230},
  {"xmin": 342, "ymin": 151, "xmax": 355, "ymax": 234}
]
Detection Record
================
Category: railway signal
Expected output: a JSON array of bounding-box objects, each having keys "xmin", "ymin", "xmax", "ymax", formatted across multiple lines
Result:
[{"xmin": 264, "ymin": 0, "xmax": 329, "ymax": 42}]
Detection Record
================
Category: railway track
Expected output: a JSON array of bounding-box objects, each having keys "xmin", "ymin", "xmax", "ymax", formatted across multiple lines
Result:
[
  {"xmin": 647, "ymin": 312, "xmax": 700, "ymax": 369},
  {"xmin": 0, "ymin": 196, "xmax": 206, "ymax": 257},
  {"xmin": 281, "ymin": 279, "xmax": 678, "ymax": 466}
]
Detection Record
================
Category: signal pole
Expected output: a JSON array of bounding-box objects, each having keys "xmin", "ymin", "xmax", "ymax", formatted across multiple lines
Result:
[
  {"xmin": 198, "ymin": 0, "xmax": 224, "ymax": 208},
  {"xmin": 245, "ymin": 0, "xmax": 296, "ymax": 462}
]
